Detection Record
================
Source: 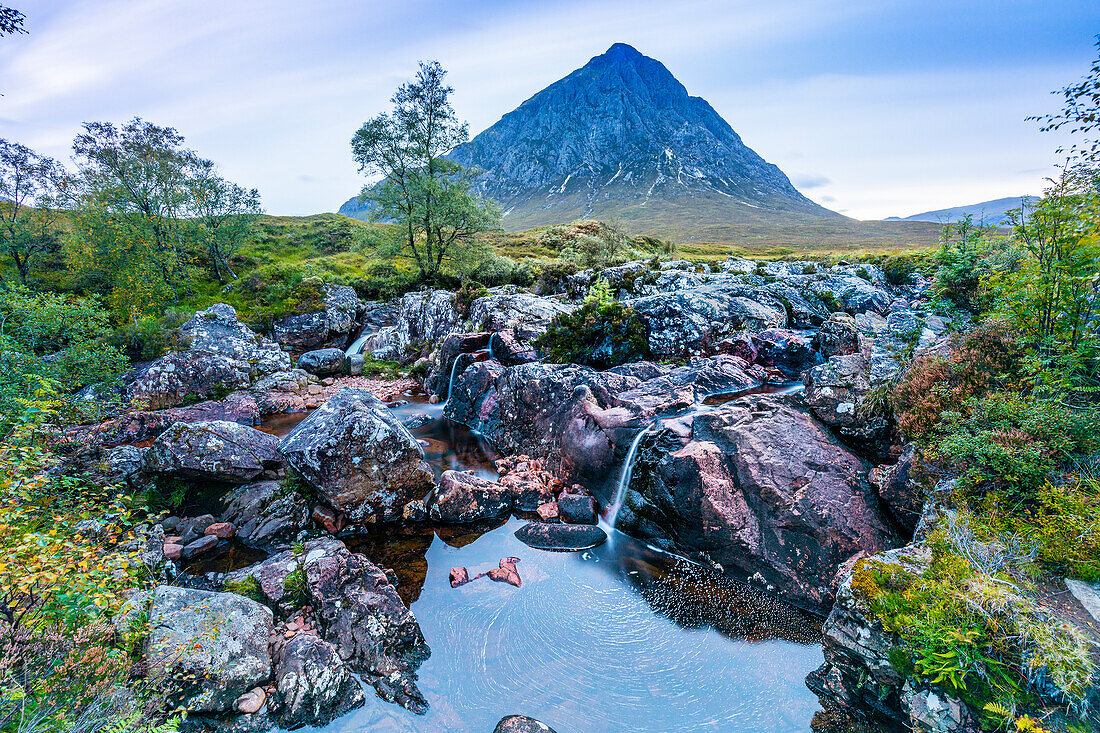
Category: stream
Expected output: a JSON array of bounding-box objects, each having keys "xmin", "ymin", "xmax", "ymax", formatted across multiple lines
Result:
[{"xmin": 285, "ymin": 386, "xmax": 826, "ymax": 732}]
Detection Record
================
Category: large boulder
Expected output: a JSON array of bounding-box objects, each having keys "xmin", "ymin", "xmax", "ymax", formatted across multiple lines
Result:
[
  {"xmin": 370, "ymin": 289, "xmax": 459, "ymax": 362},
  {"xmin": 273, "ymin": 633, "xmax": 365, "ymax": 727},
  {"xmin": 278, "ymin": 390, "xmax": 433, "ymax": 523},
  {"xmin": 177, "ymin": 303, "xmax": 290, "ymax": 376},
  {"xmin": 808, "ymin": 274, "xmax": 891, "ymax": 315},
  {"xmin": 146, "ymin": 585, "xmax": 274, "ymax": 712},
  {"xmin": 296, "ymin": 348, "xmax": 347, "ymax": 377},
  {"xmin": 427, "ymin": 332, "xmax": 491, "ymax": 398},
  {"xmin": 466, "ymin": 291, "xmax": 573, "ymax": 340},
  {"xmin": 625, "ymin": 280, "xmax": 787, "ymax": 357},
  {"xmin": 144, "ymin": 420, "xmax": 280, "ymax": 484},
  {"xmin": 617, "ymin": 394, "xmax": 895, "ymax": 612},
  {"xmin": 802, "ymin": 351, "xmax": 900, "ymax": 445}
]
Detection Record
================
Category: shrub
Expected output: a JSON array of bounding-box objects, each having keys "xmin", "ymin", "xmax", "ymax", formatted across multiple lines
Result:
[
  {"xmin": 534, "ymin": 261, "xmax": 578, "ymax": 295},
  {"xmin": 535, "ymin": 279, "xmax": 649, "ymax": 369},
  {"xmin": 454, "ymin": 281, "xmax": 489, "ymax": 317}
]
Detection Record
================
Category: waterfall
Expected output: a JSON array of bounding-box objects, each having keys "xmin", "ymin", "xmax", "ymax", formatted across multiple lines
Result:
[
  {"xmin": 345, "ymin": 331, "xmax": 374, "ymax": 357},
  {"xmin": 443, "ymin": 355, "xmax": 464, "ymax": 405},
  {"xmin": 606, "ymin": 425, "xmax": 653, "ymax": 528}
]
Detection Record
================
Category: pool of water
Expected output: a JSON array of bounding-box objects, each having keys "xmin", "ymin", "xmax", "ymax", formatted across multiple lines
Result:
[{"xmin": 256, "ymin": 383, "xmax": 825, "ymax": 732}]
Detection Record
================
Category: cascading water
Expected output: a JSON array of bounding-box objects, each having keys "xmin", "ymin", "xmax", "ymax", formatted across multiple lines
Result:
[
  {"xmin": 345, "ymin": 331, "xmax": 374, "ymax": 357},
  {"xmin": 443, "ymin": 355, "xmax": 464, "ymax": 405},
  {"xmin": 606, "ymin": 424, "xmax": 654, "ymax": 528}
]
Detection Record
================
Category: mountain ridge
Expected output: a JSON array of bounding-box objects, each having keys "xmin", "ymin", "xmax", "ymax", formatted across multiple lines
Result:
[{"xmin": 885, "ymin": 196, "xmax": 1033, "ymax": 226}]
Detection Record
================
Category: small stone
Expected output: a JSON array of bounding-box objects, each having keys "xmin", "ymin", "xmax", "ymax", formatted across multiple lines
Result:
[
  {"xmin": 449, "ymin": 567, "xmax": 471, "ymax": 588},
  {"xmin": 321, "ymin": 377, "xmax": 336, "ymax": 387},
  {"xmin": 536, "ymin": 502, "xmax": 560, "ymax": 522},
  {"xmin": 429, "ymin": 394, "xmax": 440, "ymax": 404},
  {"xmin": 163, "ymin": 543, "xmax": 183, "ymax": 560},
  {"xmin": 204, "ymin": 522, "xmax": 236, "ymax": 539},
  {"xmin": 236, "ymin": 686, "xmax": 266, "ymax": 714},
  {"xmin": 307, "ymin": 384, "xmax": 323, "ymax": 395},
  {"xmin": 310, "ymin": 504, "xmax": 341, "ymax": 534}
]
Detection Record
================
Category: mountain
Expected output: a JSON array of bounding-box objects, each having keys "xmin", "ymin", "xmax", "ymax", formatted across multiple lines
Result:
[
  {"xmin": 885, "ymin": 196, "xmax": 1032, "ymax": 227},
  {"xmin": 341, "ymin": 43, "xmax": 845, "ymax": 239}
]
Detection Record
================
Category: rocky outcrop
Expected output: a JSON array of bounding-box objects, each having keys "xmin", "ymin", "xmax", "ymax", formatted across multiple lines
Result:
[
  {"xmin": 273, "ymin": 633, "xmax": 365, "ymax": 727},
  {"xmin": 143, "ymin": 420, "xmax": 280, "ymax": 484},
  {"xmin": 146, "ymin": 585, "xmax": 274, "ymax": 712},
  {"xmin": 278, "ymin": 390, "xmax": 433, "ymax": 523},
  {"xmin": 125, "ymin": 304, "xmax": 289, "ymax": 410},
  {"xmin": 617, "ymin": 394, "xmax": 895, "ymax": 612},
  {"xmin": 466, "ymin": 290, "xmax": 573, "ymax": 340},
  {"xmin": 304, "ymin": 541, "xmax": 431, "ymax": 713},
  {"xmin": 427, "ymin": 470, "xmax": 512, "ymax": 523},
  {"xmin": 369, "ymin": 290, "xmax": 459, "ymax": 362}
]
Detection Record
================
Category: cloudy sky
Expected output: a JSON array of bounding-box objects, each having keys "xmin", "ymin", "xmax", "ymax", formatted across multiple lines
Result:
[{"xmin": 1, "ymin": 0, "xmax": 1098, "ymax": 220}]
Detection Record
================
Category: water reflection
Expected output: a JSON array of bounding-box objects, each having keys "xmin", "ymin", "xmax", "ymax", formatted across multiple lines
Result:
[{"xmin": 327, "ymin": 519, "xmax": 822, "ymax": 733}]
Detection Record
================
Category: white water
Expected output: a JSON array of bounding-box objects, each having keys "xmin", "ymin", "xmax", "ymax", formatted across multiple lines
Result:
[
  {"xmin": 345, "ymin": 331, "xmax": 374, "ymax": 357},
  {"xmin": 443, "ymin": 356, "xmax": 464, "ymax": 405},
  {"xmin": 606, "ymin": 424, "xmax": 654, "ymax": 529}
]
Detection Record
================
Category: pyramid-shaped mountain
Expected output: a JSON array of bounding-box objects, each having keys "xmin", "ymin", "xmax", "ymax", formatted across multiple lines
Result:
[
  {"xmin": 449, "ymin": 43, "xmax": 841, "ymax": 234},
  {"xmin": 339, "ymin": 43, "xmax": 844, "ymax": 238}
]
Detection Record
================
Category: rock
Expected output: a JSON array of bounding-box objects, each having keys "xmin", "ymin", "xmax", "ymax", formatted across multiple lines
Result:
[
  {"xmin": 146, "ymin": 585, "xmax": 274, "ymax": 712},
  {"xmin": 489, "ymin": 330, "xmax": 537, "ymax": 366},
  {"xmin": 536, "ymin": 502, "xmax": 559, "ymax": 522},
  {"xmin": 371, "ymin": 290, "xmax": 460, "ymax": 363},
  {"xmin": 235, "ymin": 687, "xmax": 266, "ymax": 715},
  {"xmin": 803, "ymin": 351, "xmax": 900, "ymax": 446},
  {"xmin": 273, "ymin": 284, "xmax": 363, "ymax": 352},
  {"xmin": 494, "ymin": 716, "xmax": 559, "ymax": 733},
  {"xmin": 748, "ymin": 328, "xmax": 822, "ymax": 379},
  {"xmin": 869, "ymin": 446, "xmax": 924, "ymax": 533},
  {"xmin": 126, "ymin": 352, "xmax": 252, "ymax": 411},
  {"xmin": 427, "ymin": 470, "xmax": 512, "ymax": 523},
  {"xmin": 814, "ymin": 313, "xmax": 863, "ymax": 359},
  {"xmin": 178, "ymin": 514, "xmax": 218, "ymax": 545},
  {"xmin": 514, "ymin": 522, "xmax": 607, "ymax": 551},
  {"xmin": 181, "ymin": 534, "xmax": 219, "ymax": 559},
  {"xmin": 625, "ymin": 280, "xmax": 787, "ymax": 357},
  {"xmin": 466, "ymin": 291, "xmax": 573, "ymax": 341},
  {"xmin": 273, "ymin": 633, "xmax": 365, "ymax": 728},
  {"xmin": 205, "ymin": 522, "xmax": 235, "ymax": 539},
  {"xmin": 273, "ymin": 311, "xmax": 327, "ymax": 354},
  {"xmin": 621, "ymin": 395, "xmax": 895, "ymax": 612},
  {"xmin": 1065, "ymin": 578, "xmax": 1100, "ymax": 623},
  {"xmin": 144, "ymin": 421, "xmax": 281, "ymax": 484},
  {"xmin": 304, "ymin": 542, "xmax": 430, "ymax": 713},
  {"xmin": 809, "ymin": 274, "xmax": 891, "ymax": 315},
  {"xmin": 221, "ymin": 481, "xmax": 310, "ymax": 552},
  {"xmin": 296, "ymin": 348, "xmax": 347, "ymax": 377},
  {"xmin": 402, "ymin": 499, "xmax": 427, "ymax": 523},
  {"xmin": 401, "ymin": 412, "xmax": 433, "ymax": 430},
  {"xmin": 278, "ymin": 390, "xmax": 434, "ymax": 523},
  {"xmin": 178, "ymin": 303, "xmax": 290, "ymax": 375},
  {"xmin": 163, "ymin": 543, "xmax": 183, "ymax": 560},
  {"xmin": 557, "ymin": 493, "xmax": 598, "ymax": 525},
  {"xmin": 488, "ymin": 557, "xmax": 522, "ymax": 587},
  {"xmin": 449, "ymin": 567, "xmax": 471, "ymax": 587},
  {"xmin": 429, "ymin": 332, "xmax": 492, "ymax": 397}
]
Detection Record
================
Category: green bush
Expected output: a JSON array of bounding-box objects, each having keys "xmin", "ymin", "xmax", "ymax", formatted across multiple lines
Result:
[
  {"xmin": 535, "ymin": 279, "xmax": 649, "ymax": 369},
  {"xmin": 454, "ymin": 281, "xmax": 489, "ymax": 317}
]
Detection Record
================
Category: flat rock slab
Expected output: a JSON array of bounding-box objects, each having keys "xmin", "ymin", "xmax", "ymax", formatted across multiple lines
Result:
[
  {"xmin": 514, "ymin": 522, "xmax": 606, "ymax": 551},
  {"xmin": 1065, "ymin": 578, "xmax": 1100, "ymax": 623}
]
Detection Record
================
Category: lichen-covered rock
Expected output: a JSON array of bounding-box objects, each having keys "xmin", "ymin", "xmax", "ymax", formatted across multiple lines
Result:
[
  {"xmin": 802, "ymin": 351, "xmax": 900, "ymax": 445},
  {"xmin": 278, "ymin": 390, "xmax": 433, "ymax": 523},
  {"xmin": 304, "ymin": 542, "xmax": 430, "ymax": 713},
  {"xmin": 494, "ymin": 715, "xmax": 560, "ymax": 733},
  {"xmin": 273, "ymin": 633, "xmax": 365, "ymax": 728},
  {"xmin": 489, "ymin": 329, "xmax": 538, "ymax": 366},
  {"xmin": 178, "ymin": 303, "xmax": 290, "ymax": 375},
  {"xmin": 466, "ymin": 291, "xmax": 573, "ymax": 340},
  {"xmin": 144, "ymin": 420, "xmax": 280, "ymax": 484},
  {"xmin": 146, "ymin": 585, "xmax": 274, "ymax": 712},
  {"xmin": 371, "ymin": 290, "xmax": 459, "ymax": 363}
]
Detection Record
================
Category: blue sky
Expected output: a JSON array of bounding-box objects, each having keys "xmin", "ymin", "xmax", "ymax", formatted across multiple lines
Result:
[{"xmin": 1, "ymin": 0, "xmax": 1098, "ymax": 220}]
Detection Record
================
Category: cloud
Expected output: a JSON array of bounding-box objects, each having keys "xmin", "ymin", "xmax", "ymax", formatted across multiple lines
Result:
[{"xmin": 793, "ymin": 173, "xmax": 831, "ymax": 189}]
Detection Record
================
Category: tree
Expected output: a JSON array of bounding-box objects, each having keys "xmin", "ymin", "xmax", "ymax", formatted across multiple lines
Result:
[
  {"xmin": 351, "ymin": 61, "xmax": 500, "ymax": 283},
  {"xmin": 0, "ymin": 5, "xmax": 26, "ymax": 37},
  {"xmin": 0, "ymin": 139, "xmax": 65, "ymax": 285},
  {"xmin": 1031, "ymin": 37, "xmax": 1100, "ymax": 165},
  {"xmin": 188, "ymin": 158, "xmax": 261, "ymax": 283}
]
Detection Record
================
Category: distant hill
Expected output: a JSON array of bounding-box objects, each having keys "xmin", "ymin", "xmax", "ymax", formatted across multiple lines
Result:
[{"xmin": 885, "ymin": 196, "xmax": 1033, "ymax": 227}]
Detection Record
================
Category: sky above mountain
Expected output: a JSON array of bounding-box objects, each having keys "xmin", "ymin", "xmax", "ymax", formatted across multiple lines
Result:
[{"xmin": 2, "ymin": 0, "xmax": 1098, "ymax": 221}]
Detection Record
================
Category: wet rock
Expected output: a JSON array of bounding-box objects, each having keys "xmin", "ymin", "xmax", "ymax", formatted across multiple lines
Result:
[
  {"xmin": 304, "ymin": 542, "xmax": 430, "ymax": 713},
  {"xmin": 310, "ymin": 504, "xmax": 342, "ymax": 534},
  {"xmin": 494, "ymin": 716, "xmax": 559, "ymax": 733},
  {"xmin": 514, "ymin": 522, "xmax": 607, "ymax": 551},
  {"xmin": 296, "ymin": 348, "xmax": 347, "ymax": 377},
  {"xmin": 163, "ymin": 543, "xmax": 183, "ymax": 560},
  {"xmin": 489, "ymin": 329, "xmax": 538, "ymax": 366},
  {"xmin": 181, "ymin": 534, "xmax": 219, "ymax": 559},
  {"xmin": 557, "ymin": 493, "xmax": 598, "ymax": 525},
  {"xmin": 748, "ymin": 328, "xmax": 822, "ymax": 379},
  {"xmin": 401, "ymin": 412, "xmax": 433, "ymax": 430},
  {"xmin": 221, "ymin": 481, "xmax": 310, "ymax": 552},
  {"xmin": 273, "ymin": 632, "xmax": 365, "ymax": 727},
  {"xmin": 371, "ymin": 290, "xmax": 460, "ymax": 363},
  {"xmin": 235, "ymin": 687, "xmax": 265, "ymax": 715},
  {"xmin": 273, "ymin": 284, "xmax": 363, "ymax": 352},
  {"xmin": 427, "ymin": 470, "xmax": 512, "ymax": 523},
  {"xmin": 144, "ymin": 420, "xmax": 281, "ymax": 484},
  {"xmin": 428, "ymin": 332, "xmax": 492, "ymax": 397},
  {"xmin": 622, "ymin": 395, "xmax": 895, "ymax": 612},
  {"xmin": 178, "ymin": 515, "xmax": 218, "ymax": 545},
  {"xmin": 146, "ymin": 585, "xmax": 274, "ymax": 712},
  {"xmin": 813, "ymin": 313, "xmax": 863, "ymax": 359},
  {"xmin": 278, "ymin": 390, "xmax": 433, "ymax": 523},
  {"xmin": 449, "ymin": 567, "xmax": 471, "ymax": 587}
]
